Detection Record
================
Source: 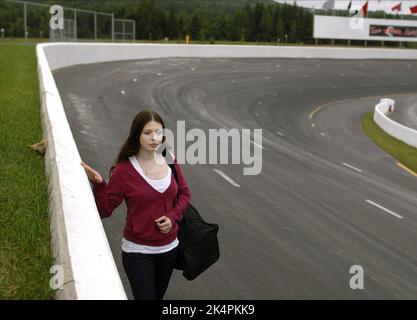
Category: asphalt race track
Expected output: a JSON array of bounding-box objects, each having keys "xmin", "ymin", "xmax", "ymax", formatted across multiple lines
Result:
[{"xmin": 54, "ymin": 58, "xmax": 417, "ymax": 299}]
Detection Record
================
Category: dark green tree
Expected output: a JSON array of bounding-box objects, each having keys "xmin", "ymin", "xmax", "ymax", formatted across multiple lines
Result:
[
  {"xmin": 259, "ymin": 5, "xmax": 273, "ymax": 41},
  {"xmin": 275, "ymin": 18, "xmax": 285, "ymax": 43},
  {"xmin": 188, "ymin": 13, "xmax": 201, "ymax": 40},
  {"xmin": 166, "ymin": 8, "xmax": 178, "ymax": 39},
  {"xmin": 251, "ymin": 3, "xmax": 264, "ymax": 41},
  {"xmin": 135, "ymin": 0, "xmax": 157, "ymax": 39}
]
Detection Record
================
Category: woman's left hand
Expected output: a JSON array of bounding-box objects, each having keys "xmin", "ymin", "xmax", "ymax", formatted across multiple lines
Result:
[{"xmin": 155, "ymin": 216, "xmax": 172, "ymax": 234}]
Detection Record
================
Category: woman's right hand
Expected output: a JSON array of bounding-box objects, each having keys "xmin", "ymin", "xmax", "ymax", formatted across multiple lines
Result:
[{"xmin": 81, "ymin": 161, "xmax": 103, "ymax": 184}]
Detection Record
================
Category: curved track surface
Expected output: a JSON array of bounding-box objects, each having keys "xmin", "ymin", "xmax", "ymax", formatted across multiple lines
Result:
[
  {"xmin": 389, "ymin": 97, "xmax": 417, "ymax": 130},
  {"xmin": 54, "ymin": 58, "xmax": 417, "ymax": 299}
]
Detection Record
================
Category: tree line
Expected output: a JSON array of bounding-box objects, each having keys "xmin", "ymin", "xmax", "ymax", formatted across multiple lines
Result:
[
  {"xmin": 0, "ymin": 0, "xmax": 313, "ymax": 43},
  {"xmin": 132, "ymin": 0, "xmax": 314, "ymax": 43}
]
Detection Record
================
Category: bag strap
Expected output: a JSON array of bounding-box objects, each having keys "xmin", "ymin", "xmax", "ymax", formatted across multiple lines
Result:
[{"xmin": 163, "ymin": 148, "xmax": 178, "ymax": 184}]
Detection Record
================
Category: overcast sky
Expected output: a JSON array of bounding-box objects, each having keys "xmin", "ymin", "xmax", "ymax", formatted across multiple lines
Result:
[{"xmin": 274, "ymin": 0, "xmax": 417, "ymax": 13}]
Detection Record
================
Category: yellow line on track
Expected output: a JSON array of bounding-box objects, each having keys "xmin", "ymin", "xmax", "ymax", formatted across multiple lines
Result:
[{"xmin": 397, "ymin": 162, "xmax": 417, "ymax": 177}]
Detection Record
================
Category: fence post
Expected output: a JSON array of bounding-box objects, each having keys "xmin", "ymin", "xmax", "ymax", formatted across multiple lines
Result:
[
  {"xmin": 74, "ymin": 9, "xmax": 77, "ymax": 42},
  {"xmin": 133, "ymin": 19, "xmax": 136, "ymax": 42},
  {"xmin": 111, "ymin": 13, "xmax": 114, "ymax": 42},
  {"xmin": 24, "ymin": 2, "xmax": 27, "ymax": 43},
  {"xmin": 94, "ymin": 12, "xmax": 97, "ymax": 41},
  {"xmin": 122, "ymin": 20, "xmax": 125, "ymax": 41}
]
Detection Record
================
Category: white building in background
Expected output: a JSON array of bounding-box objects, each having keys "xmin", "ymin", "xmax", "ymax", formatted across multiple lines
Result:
[{"xmin": 274, "ymin": 0, "xmax": 417, "ymax": 14}]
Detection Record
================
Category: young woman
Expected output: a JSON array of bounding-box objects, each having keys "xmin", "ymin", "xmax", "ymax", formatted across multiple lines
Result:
[{"xmin": 81, "ymin": 110, "xmax": 191, "ymax": 300}]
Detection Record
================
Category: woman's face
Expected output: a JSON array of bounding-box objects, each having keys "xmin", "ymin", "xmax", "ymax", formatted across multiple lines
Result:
[{"xmin": 140, "ymin": 120, "xmax": 164, "ymax": 152}]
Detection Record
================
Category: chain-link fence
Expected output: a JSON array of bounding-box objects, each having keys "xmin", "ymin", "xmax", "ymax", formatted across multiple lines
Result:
[
  {"xmin": 114, "ymin": 19, "xmax": 135, "ymax": 42},
  {"xmin": 2, "ymin": 0, "xmax": 135, "ymax": 43},
  {"xmin": 50, "ymin": 18, "xmax": 75, "ymax": 42}
]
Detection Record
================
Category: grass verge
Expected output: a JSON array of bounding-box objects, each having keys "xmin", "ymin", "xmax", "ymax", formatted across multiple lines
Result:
[
  {"xmin": 0, "ymin": 43, "xmax": 54, "ymax": 299},
  {"xmin": 1, "ymin": 37, "xmax": 417, "ymax": 49},
  {"xmin": 362, "ymin": 112, "xmax": 417, "ymax": 174}
]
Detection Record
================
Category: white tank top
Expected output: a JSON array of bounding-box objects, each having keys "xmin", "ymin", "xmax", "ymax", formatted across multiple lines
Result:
[{"xmin": 122, "ymin": 156, "xmax": 178, "ymax": 254}]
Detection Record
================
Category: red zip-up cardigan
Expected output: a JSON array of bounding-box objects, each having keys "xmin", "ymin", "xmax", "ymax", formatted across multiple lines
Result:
[{"xmin": 92, "ymin": 157, "xmax": 191, "ymax": 246}]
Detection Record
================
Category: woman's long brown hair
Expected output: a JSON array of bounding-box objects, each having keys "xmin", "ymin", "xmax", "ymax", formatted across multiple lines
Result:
[{"xmin": 109, "ymin": 110, "xmax": 166, "ymax": 177}]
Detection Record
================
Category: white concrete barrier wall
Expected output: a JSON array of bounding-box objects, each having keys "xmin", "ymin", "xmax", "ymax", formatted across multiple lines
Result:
[
  {"xmin": 42, "ymin": 43, "xmax": 417, "ymax": 71},
  {"xmin": 37, "ymin": 43, "xmax": 417, "ymax": 299},
  {"xmin": 374, "ymin": 98, "xmax": 417, "ymax": 149},
  {"xmin": 37, "ymin": 46, "xmax": 127, "ymax": 300}
]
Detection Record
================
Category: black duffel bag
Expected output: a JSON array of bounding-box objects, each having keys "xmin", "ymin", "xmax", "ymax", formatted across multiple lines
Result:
[
  {"xmin": 165, "ymin": 151, "xmax": 220, "ymax": 281},
  {"xmin": 174, "ymin": 203, "xmax": 220, "ymax": 280}
]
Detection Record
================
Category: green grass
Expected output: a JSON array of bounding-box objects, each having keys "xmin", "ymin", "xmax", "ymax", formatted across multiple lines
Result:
[
  {"xmin": 362, "ymin": 112, "xmax": 417, "ymax": 174},
  {"xmin": 0, "ymin": 38, "xmax": 50, "ymax": 44},
  {"xmin": 1, "ymin": 37, "xmax": 417, "ymax": 49},
  {"xmin": 0, "ymin": 44, "xmax": 54, "ymax": 299}
]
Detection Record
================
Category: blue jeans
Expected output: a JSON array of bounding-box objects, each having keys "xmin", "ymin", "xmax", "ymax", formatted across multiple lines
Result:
[{"xmin": 122, "ymin": 246, "xmax": 178, "ymax": 300}]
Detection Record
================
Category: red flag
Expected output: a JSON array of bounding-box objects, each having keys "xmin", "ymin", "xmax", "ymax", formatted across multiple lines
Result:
[
  {"xmin": 410, "ymin": 5, "xmax": 417, "ymax": 14},
  {"xmin": 361, "ymin": 1, "xmax": 369, "ymax": 17},
  {"xmin": 392, "ymin": 3, "xmax": 402, "ymax": 12}
]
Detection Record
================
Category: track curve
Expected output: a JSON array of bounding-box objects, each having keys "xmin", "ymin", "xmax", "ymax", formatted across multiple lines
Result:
[{"xmin": 54, "ymin": 58, "xmax": 417, "ymax": 299}]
